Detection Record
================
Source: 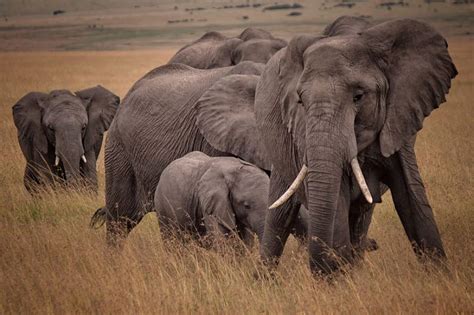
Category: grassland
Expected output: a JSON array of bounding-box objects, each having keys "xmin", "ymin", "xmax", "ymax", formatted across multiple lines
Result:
[{"xmin": 0, "ymin": 31, "xmax": 473, "ymax": 315}]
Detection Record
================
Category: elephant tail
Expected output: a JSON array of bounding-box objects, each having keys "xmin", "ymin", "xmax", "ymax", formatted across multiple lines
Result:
[{"xmin": 90, "ymin": 207, "xmax": 107, "ymax": 228}]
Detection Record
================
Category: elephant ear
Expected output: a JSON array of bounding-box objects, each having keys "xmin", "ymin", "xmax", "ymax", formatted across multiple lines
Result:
[
  {"xmin": 75, "ymin": 86, "xmax": 120, "ymax": 156},
  {"xmin": 12, "ymin": 92, "xmax": 49, "ymax": 161},
  {"xmin": 278, "ymin": 35, "xmax": 326, "ymax": 158},
  {"xmin": 361, "ymin": 19, "xmax": 457, "ymax": 157},
  {"xmin": 323, "ymin": 15, "xmax": 372, "ymax": 36},
  {"xmin": 195, "ymin": 74, "xmax": 271, "ymax": 170},
  {"xmin": 197, "ymin": 166, "xmax": 237, "ymax": 234}
]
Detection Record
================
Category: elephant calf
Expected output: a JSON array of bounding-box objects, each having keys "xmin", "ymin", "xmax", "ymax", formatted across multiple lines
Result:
[
  {"xmin": 154, "ymin": 152, "xmax": 306, "ymax": 247},
  {"xmin": 12, "ymin": 86, "xmax": 120, "ymax": 192}
]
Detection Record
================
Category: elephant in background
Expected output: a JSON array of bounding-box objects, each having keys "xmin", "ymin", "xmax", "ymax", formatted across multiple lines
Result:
[
  {"xmin": 252, "ymin": 16, "xmax": 457, "ymax": 274},
  {"xmin": 154, "ymin": 151, "xmax": 307, "ymax": 246},
  {"xmin": 168, "ymin": 27, "xmax": 287, "ymax": 69},
  {"xmin": 13, "ymin": 86, "xmax": 120, "ymax": 192}
]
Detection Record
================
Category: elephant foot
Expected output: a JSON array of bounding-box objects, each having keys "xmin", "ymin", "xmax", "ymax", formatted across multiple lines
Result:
[{"xmin": 362, "ymin": 237, "xmax": 379, "ymax": 252}]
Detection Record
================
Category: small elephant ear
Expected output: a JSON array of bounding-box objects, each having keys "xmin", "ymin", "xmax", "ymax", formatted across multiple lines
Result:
[
  {"xmin": 197, "ymin": 167, "xmax": 237, "ymax": 234},
  {"xmin": 323, "ymin": 15, "xmax": 372, "ymax": 36},
  {"xmin": 195, "ymin": 74, "xmax": 271, "ymax": 170},
  {"xmin": 75, "ymin": 86, "xmax": 120, "ymax": 156},
  {"xmin": 361, "ymin": 19, "xmax": 457, "ymax": 157},
  {"xmin": 12, "ymin": 92, "xmax": 49, "ymax": 160}
]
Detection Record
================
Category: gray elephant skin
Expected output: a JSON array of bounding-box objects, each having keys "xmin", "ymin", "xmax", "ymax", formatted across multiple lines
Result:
[
  {"xmin": 13, "ymin": 86, "xmax": 120, "ymax": 192},
  {"xmin": 154, "ymin": 151, "xmax": 307, "ymax": 246},
  {"xmin": 93, "ymin": 17, "xmax": 456, "ymax": 276},
  {"xmin": 255, "ymin": 16, "xmax": 457, "ymax": 275},
  {"xmin": 168, "ymin": 27, "xmax": 287, "ymax": 69},
  {"xmin": 154, "ymin": 151, "xmax": 268, "ymax": 246}
]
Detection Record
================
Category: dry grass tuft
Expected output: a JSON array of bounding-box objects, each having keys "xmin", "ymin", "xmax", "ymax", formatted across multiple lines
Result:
[{"xmin": 0, "ymin": 41, "xmax": 472, "ymax": 313}]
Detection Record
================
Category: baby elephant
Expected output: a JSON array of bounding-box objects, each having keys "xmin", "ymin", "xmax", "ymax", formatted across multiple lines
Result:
[{"xmin": 154, "ymin": 152, "xmax": 307, "ymax": 246}]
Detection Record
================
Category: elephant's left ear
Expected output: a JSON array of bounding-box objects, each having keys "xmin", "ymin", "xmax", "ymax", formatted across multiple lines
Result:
[
  {"xmin": 75, "ymin": 85, "xmax": 120, "ymax": 155},
  {"xmin": 361, "ymin": 19, "xmax": 457, "ymax": 157},
  {"xmin": 195, "ymin": 74, "xmax": 271, "ymax": 170}
]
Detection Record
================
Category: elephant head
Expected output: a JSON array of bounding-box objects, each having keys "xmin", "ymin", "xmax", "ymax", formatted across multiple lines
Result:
[
  {"xmin": 13, "ymin": 86, "xmax": 119, "ymax": 191},
  {"xmin": 197, "ymin": 158, "xmax": 270, "ymax": 244},
  {"xmin": 254, "ymin": 17, "xmax": 457, "ymax": 274},
  {"xmin": 168, "ymin": 28, "xmax": 287, "ymax": 69}
]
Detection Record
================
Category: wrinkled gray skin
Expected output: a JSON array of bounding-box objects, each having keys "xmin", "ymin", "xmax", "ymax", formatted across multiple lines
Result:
[
  {"xmin": 94, "ymin": 17, "xmax": 455, "ymax": 278},
  {"xmin": 255, "ymin": 16, "xmax": 457, "ymax": 275},
  {"xmin": 91, "ymin": 61, "xmax": 269, "ymax": 243},
  {"xmin": 90, "ymin": 60, "xmax": 310, "ymax": 245},
  {"xmin": 12, "ymin": 86, "xmax": 119, "ymax": 192},
  {"xmin": 168, "ymin": 27, "xmax": 287, "ymax": 69},
  {"xmin": 155, "ymin": 152, "xmax": 307, "ymax": 246},
  {"xmin": 154, "ymin": 152, "xmax": 268, "ymax": 246}
]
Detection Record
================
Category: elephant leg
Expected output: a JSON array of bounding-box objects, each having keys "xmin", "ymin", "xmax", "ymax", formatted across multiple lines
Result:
[
  {"xmin": 103, "ymin": 139, "xmax": 144, "ymax": 247},
  {"xmin": 260, "ymin": 170, "xmax": 301, "ymax": 268},
  {"xmin": 384, "ymin": 152, "xmax": 446, "ymax": 263},
  {"xmin": 349, "ymin": 200, "xmax": 377, "ymax": 257},
  {"xmin": 331, "ymin": 176, "xmax": 353, "ymax": 265}
]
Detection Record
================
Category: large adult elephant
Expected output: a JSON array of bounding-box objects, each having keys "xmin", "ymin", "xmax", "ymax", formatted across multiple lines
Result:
[
  {"xmin": 13, "ymin": 87, "xmax": 120, "ymax": 192},
  {"xmin": 254, "ymin": 16, "xmax": 457, "ymax": 274},
  {"xmin": 168, "ymin": 27, "xmax": 287, "ymax": 69},
  {"xmin": 91, "ymin": 61, "xmax": 271, "ymax": 243}
]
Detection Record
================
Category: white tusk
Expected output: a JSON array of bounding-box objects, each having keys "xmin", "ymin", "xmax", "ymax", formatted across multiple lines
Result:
[
  {"xmin": 81, "ymin": 155, "xmax": 87, "ymax": 163},
  {"xmin": 351, "ymin": 158, "xmax": 373, "ymax": 204},
  {"xmin": 55, "ymin": 156, "xmax": 60, "ymax": 166},
  {"xmin": 269, "ymin": 165, "xmax": 308, "ymax": 209}
]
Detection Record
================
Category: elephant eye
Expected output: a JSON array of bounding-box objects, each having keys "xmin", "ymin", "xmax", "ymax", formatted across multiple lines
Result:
[
  {"xmin": 48, "ymin": 124, "xmax": 54, "ymax": 130},
  {"xmin": 353, "ymin": 91, "xmax": 364, "ymax": 104},
  {"xmin": 243, "ymin": 201, "xmax": 251, "ymax": 209},
  {"xmin": 82, "ymin": 124, "xmax": 86, "ymax": 130}
]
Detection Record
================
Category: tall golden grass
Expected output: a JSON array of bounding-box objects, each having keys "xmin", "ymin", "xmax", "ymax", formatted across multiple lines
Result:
[{"xmin": 0, "ymin": 41, "xmax": 472, "ymax": 313}]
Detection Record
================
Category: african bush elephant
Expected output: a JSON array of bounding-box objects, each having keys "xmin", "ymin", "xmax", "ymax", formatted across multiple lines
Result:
[
  {"xmin": 154, "ymin": 151, "xmax": 308, "ymax": 246},
  {"xmin": 155, "ymin": 152, "xmax": 265, "ymax": 245},
  {"xmin": 13, "ymin": 87, "xmax": 120, "ymax": 192},
  {"xmin": 253, "ymin": 16, "xmax": 457, "ymax": 274},
  {"xmin": 90, "ymin": 61, "xmax": 270, "ymax": 243},
  {"xmin": 168, "ymin": 27, "xmax": 287, "ymax": 69}
]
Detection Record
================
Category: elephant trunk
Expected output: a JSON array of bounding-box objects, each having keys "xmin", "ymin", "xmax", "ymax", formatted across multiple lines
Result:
[
  {"xmin": 305, "ymin": 104, "xmax": 352, "ymax": 275},
  {"xmin": 55, "ymin": 129, "xmax": 84, "ymax": 185}
]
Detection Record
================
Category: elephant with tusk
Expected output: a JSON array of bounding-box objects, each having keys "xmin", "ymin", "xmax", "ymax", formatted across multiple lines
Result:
[
  {"xmin": 12, "ymin": 86, "xmax": 120, "ymax": 192},
  {"xmin": 255, "ymin": 16, "xmax": 457, "ymax": 275}
]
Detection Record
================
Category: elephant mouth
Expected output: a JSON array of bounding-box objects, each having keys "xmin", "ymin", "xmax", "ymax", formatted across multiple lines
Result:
[{"xmin": 269, "ymin": 158, "xmax": 372, "ymax": 209}]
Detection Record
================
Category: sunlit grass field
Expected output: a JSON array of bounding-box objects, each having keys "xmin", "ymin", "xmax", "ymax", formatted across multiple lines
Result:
[{"xmin": 0, "ymin": 40, "xmax": 472, "ymax": 313}]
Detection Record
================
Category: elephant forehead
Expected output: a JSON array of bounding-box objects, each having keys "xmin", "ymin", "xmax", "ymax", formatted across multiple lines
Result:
[
  {"xmin": 304, "ymin": 36, "xmax": 371, "ymax": 66},
  {"xmin": 48, "ymin": 95, "xmax": 85, "ymax": 111}
]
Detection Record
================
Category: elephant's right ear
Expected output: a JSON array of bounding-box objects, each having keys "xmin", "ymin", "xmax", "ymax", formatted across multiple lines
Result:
[
  {"xmin": 12, "ymin": 92, "xmax": 49, "ymax": 160},
  {"xmin": 195, "ymin": 74, "xmax": 271, "ymax": 170}
]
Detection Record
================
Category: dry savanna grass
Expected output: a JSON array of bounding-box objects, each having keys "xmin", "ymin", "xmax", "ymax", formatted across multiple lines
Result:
[{"xmin": 0, "ymin": 40, "xmax": 473, "ymax": 313}]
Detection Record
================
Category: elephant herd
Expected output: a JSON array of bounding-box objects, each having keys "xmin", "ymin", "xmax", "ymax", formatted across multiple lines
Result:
[{"xmin": 12, "ymin": 16, "xmax": 457, "ymax": 276}]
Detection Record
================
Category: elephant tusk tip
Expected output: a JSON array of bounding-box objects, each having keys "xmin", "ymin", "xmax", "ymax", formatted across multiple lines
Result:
[
  {"xmin": 81, "ymin": 155, "xmax": 87, "ymax": 163},
  {"xmin": 366, "ymin": 195, "xmax": 373, "ymax": 204}
]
